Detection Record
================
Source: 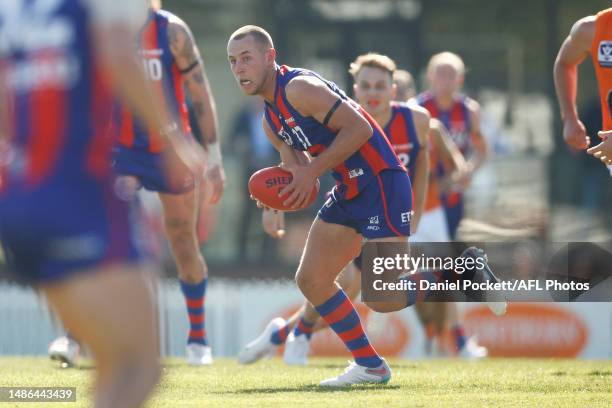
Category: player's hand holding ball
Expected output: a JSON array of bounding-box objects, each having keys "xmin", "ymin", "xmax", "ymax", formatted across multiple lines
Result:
[
  {"xmin": 248, "ymin": 166, "xmax": 320, "ymax": 211},
  {"xmin": 278, "ymin": 162, "xmax": 320, "ymax": 210}
]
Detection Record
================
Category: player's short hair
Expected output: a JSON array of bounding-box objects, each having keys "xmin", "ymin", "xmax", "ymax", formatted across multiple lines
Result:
[
  {"xmin": 427, "ymin": 51, "xmax": 466, "ymax": 76},
  {"xmin": 349, "ymin": 53, "xmax": 397, "ymax": 79},
  {"xmin": 229, "ymin": 25, "xmax": 274, "ymax": 50},
  {"xmin": 393, "ymin": 69, "xmax": 416, "ymax": 95}
]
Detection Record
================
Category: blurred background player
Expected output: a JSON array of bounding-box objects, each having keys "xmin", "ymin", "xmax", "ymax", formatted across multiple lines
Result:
[
  {"xmin": 228, "ymin": 27, "xmax": 414, "ymax": 386},
  {"xmin": 397, "ymin": 68, "xmax": 487, "ymax": 358},
  {"xmin": 554, "ymin": 7, "xmax": 612, "ymax": 174},
  {"xmin": 48, "ymin": 0, "xmax": 224, "ymax": 367},
  {"xmin": 417, "ymin": 52, "xmax": 489, "ymax": 240},
  {"xmin": 0, "ymin": 0, "xmax": 203, "ymax": 406}
]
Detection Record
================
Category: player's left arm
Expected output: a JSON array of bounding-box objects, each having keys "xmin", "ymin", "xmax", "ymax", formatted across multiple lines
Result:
[
  {"xmin": 279, "ymin": 76, "xmax": 373, "ymax": 209},
  {"xmin": 463, "ymin": 98, "xmax": 488, "ymax": 186},
  {"xmin": 409, "ymin": 105, "xmax": 430, "ymax": 233},
  {"xmin": 168, "ymin": 16, "xmax": 225, "ymax": 204}
]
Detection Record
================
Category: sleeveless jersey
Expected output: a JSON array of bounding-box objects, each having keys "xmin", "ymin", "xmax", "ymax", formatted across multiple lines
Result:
[
  {"xmin": 117, "ymin": 9, "xmax": 190, "ymax": 153},
  {"xmin": 264, "ymin": 65, "xmax": 404, "ymax": 200},
  {"xmin": 0, "ymin": 0, "xmax": 114, "ymax": 192},
  {"xmin": 417, "ymin": 91, "xmax": 473, "ymax": 156},
  {"xmin": 383, "ymin": 102, "xmax": 421, "ymax": 178},
  {"xmin": 591, "ymin": 8, "xmax": 612, "ymax": 130}
]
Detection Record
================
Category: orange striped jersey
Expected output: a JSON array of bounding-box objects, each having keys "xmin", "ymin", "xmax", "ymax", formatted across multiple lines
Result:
[
  {"xmin": 117, "ymin": 9, "xmax": 191, "ymax": 153},
  {"xmin": 591, "ymin": 8, "xmax": 612, "ymax": 130}
]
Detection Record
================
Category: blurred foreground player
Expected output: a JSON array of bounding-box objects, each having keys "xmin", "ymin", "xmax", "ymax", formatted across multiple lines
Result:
[
  {"xmin": 0, "ymin": 0, "xmax": 200, "ymax": 406},
  {"xmin": 554, "ymin": 8, "xmax": 612, "ymax": 173},
  {"xmin": 228, "ymin": 27, "xmax": 413, "ymax": 386},
  {"xmin": 49, "ymin": 0, "xmax": 224, "ymax": 366}
]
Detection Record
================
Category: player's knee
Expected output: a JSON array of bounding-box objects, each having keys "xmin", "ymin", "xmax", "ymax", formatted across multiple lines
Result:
[
  {"xmin": 119, "ymin": 358, "xmax": 161, "ymax": 392},
  {"xmin": 295, "ymin": 269, "xmax": 325, "ymax": 298},
  {"xmin": 165, "ymin": 219, "xmax": 198, "ymax": 258}
]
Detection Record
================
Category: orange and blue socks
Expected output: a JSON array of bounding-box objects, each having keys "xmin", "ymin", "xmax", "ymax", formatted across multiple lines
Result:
[
  {"xmin": 315, "ymin": 289, "xmax": 382, "ymax": 368},
  {"xmin": 452, "ymin": 324, "xmax": 467, "ymax": 352},
  {"xmin": 270, "ymin": 322, "xmax": 290, "ymax": 345},
  {"xmin": 292, "ymin": 316, "xmax": 315, "ymax": 340},
  {"xmin": 180, "ymin": 278, "xmax": 208, "ymax": 346}
]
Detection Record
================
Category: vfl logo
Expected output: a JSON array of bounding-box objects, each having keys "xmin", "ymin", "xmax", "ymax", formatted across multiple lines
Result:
[
  {"xmin": 367, "ymin": 215, "xmax": 381, "ymax": 231},
  {"xmin": 598, "ymin": 41, "xmax": 612, "ymax": 68}
]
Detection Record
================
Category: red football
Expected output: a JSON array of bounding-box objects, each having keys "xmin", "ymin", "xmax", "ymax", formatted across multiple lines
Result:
[{"xmin": 248, "ymin": 166, "xmax": 320, "ymax": 211}]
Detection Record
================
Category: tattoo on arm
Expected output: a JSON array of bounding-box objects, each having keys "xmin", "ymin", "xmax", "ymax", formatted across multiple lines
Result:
[
  {"xmin": 191, "ymin": 71, "xmax": 205, "ymax": 85},
  {"xmin": 168, "ymin": 18, "xmax": 200, "ymax": 70},
  {"xmin": 193, "ymin": 101, "xmax": 206, "ymax": 118}
]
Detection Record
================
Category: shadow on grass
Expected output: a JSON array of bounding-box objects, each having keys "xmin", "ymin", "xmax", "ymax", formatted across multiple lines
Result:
[
  {"xmin": 214, "ymin": 384, "xmax": 400, "ymax": 395},
  {"xmin": 588, "ymin": 370, "xmax": 612, "ymax": 376}
]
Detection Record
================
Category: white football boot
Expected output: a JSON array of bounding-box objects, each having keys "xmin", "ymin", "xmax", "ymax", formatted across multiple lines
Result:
[
  {"xmin": 319, "ymin": 359, "xmax": 391, "ymax": 387},
  {"xmin": 186, "ymin": 344, "xmax": 213, "ymax": 366},
  {"xmin": 458, "ymin": 337, "xmax": 488, "ymax": 359},
  {"xmin": 283, "ymin": 332, "xmax": 310, "ymax": 366},
  {"xmin": 460, "ymin": 247, "xmax": 508, "ymax": 316},
  {"xmin": 238, "ymin": 317, "xmax": 286, "ymax": 365},
  {"xmin": 48, "ymin": 336, "xmax": 80, "ymax": 367}
]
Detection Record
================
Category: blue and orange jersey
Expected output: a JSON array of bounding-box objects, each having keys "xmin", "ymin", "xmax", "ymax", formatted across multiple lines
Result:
[
  {"xmin": 264, "ymin": 65, "xmax": 404, "ymax": 200},
  {"xmin": 417, "ymin": 91, "xmax": 473, "ymax": 156},
  {"xmin": 0, "ymin": 0, "xmax": 115, "ymax": 193},
  {"xmin": 117, "ymin": 9, "xmax": 190, "ymax": 154},
  {"xmin": 384, "ymin": 102, "xmax": 421, "ymax": 179},
  {"xmin": 591, "ymin": 8, "xmax": 612, "ymax": 130}
]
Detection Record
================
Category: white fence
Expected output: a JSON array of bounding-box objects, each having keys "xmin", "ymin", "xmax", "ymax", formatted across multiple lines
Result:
[{"xmin": 1, "ymin": 280, "xmax": 611, "ymax": 359}]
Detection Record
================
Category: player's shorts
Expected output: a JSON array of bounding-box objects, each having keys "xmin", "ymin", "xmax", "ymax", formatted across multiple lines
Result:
[
  {"xmin": 410, "ymin": 207, "xmax": 450, "ymax": 242},
  {"xmin": 0, "ymin": 177, "xmax": 145, "ymax": 284},
  {"xmin": 318, "ymin": 169, "xmax": 412, "ymax": 239},
  {"xmin": 113, "ymin": 146, "xmax": 195, "ymax": 195}
]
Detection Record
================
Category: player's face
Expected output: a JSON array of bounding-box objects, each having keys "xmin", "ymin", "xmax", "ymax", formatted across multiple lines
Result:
[
  {"xmin": 228, "ymin": 36, "xmax": 270, "ymax": 96},
  {"xmin": 430, "ymin": 63, "xmax": 463, "ymax": 97},
  {"xmin": 353, "ymin": 66, "xmax": 394, "ymax": 117}
]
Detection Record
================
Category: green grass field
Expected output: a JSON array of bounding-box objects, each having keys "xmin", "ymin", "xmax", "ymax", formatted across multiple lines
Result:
[{"xmin": 0, "ymin": 357, "xmax": 610, "ymax": 407}]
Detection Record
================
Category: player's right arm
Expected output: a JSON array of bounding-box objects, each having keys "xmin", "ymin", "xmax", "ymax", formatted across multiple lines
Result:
[
  {"xmin": 431, "ymin": 119, "xmax": 469, "ymax": 193},
  {"xmin": 262, "ymin": 116, "xmax": 310, "ymax": 167},
  {"xmin": 554, "ymin": 15, "xmax": 596, "ymax": 150}
]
